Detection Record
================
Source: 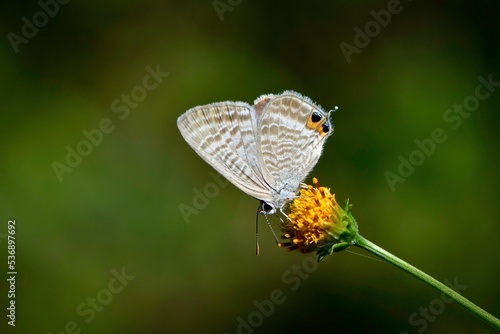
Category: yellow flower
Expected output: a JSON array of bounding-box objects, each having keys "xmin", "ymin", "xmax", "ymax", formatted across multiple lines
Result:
[{"xmin": 280, "ymin": 178, "xmax": 358, "ymax": 260}]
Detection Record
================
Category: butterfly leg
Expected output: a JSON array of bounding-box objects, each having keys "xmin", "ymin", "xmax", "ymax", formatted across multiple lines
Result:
[{"xmin": 279, "ymin": 206, "xmax": 291, "ymax": 221}]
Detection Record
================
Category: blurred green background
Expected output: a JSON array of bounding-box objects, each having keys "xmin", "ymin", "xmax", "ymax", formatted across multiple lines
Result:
[{"xmin": 1, "ymin": 1, "xmax": 499, "ymax": 333}]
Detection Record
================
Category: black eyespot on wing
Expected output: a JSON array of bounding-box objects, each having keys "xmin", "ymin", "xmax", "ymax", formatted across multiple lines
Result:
[
  {"xmin": 261, "ymin": 202, "xmax": 274, "ymax": 213},
  {"xmin": 311, "ymin": 111, "xmax": 322, "ymax": 123},
  {"xmin": 322, "ymin": 122, "xmax": 331, "ymax": 133}
]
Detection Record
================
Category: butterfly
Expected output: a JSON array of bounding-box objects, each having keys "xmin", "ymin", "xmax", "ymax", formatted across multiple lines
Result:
[{"xmin": 177, "ymin": 90, "xmax": 334, "ymax": 216}]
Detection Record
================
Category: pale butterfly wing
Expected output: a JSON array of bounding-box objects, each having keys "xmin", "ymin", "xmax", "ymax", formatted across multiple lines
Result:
[
  {"xmin": 177, "ymin": 91, "xmax": 333, "ymax": 213},
  {"xmin": 177, "ymin": 102, "xmax": 274, "ymax": 202},
  {"xmin": 254, "ymin": 91, "xmax": 332, "ymax": 208}
]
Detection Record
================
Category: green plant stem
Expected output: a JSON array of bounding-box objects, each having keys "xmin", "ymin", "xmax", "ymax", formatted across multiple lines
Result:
[{"xmin": 353, "ymin": 234, "xmax": 500, "ymax": 330}]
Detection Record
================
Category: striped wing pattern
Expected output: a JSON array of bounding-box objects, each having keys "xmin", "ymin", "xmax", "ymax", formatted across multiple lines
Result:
[
  {"xmin": 257, "ymin": 92, "xmax": 331, "ymax": 206},
  {"xmin": 258, "ymin": 93, "xmax": 327, "ymax": 198},
  {"xmin": 177, "ymin": 102, "xmax": 273, "ymax": 202}
]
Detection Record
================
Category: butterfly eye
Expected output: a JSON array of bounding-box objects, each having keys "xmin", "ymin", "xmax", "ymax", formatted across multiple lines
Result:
[
  {"xmin": 311, "ymin": 112, "xmax": 323, "ymax": 123},
  {"xmin": 261, "ymin": 202, "xmax": 275, "ymax": 214}
]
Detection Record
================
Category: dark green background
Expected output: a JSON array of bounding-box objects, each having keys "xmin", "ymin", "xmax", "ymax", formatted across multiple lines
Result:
[{"xmin": 1, "ymin": 1, "xmax": 499, "ymax": 333}]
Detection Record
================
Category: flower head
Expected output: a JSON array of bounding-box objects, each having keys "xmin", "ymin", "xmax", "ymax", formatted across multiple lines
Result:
[{"xmin": 280, "ymin": 178, "xmax": 358, "ymax": 260}]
